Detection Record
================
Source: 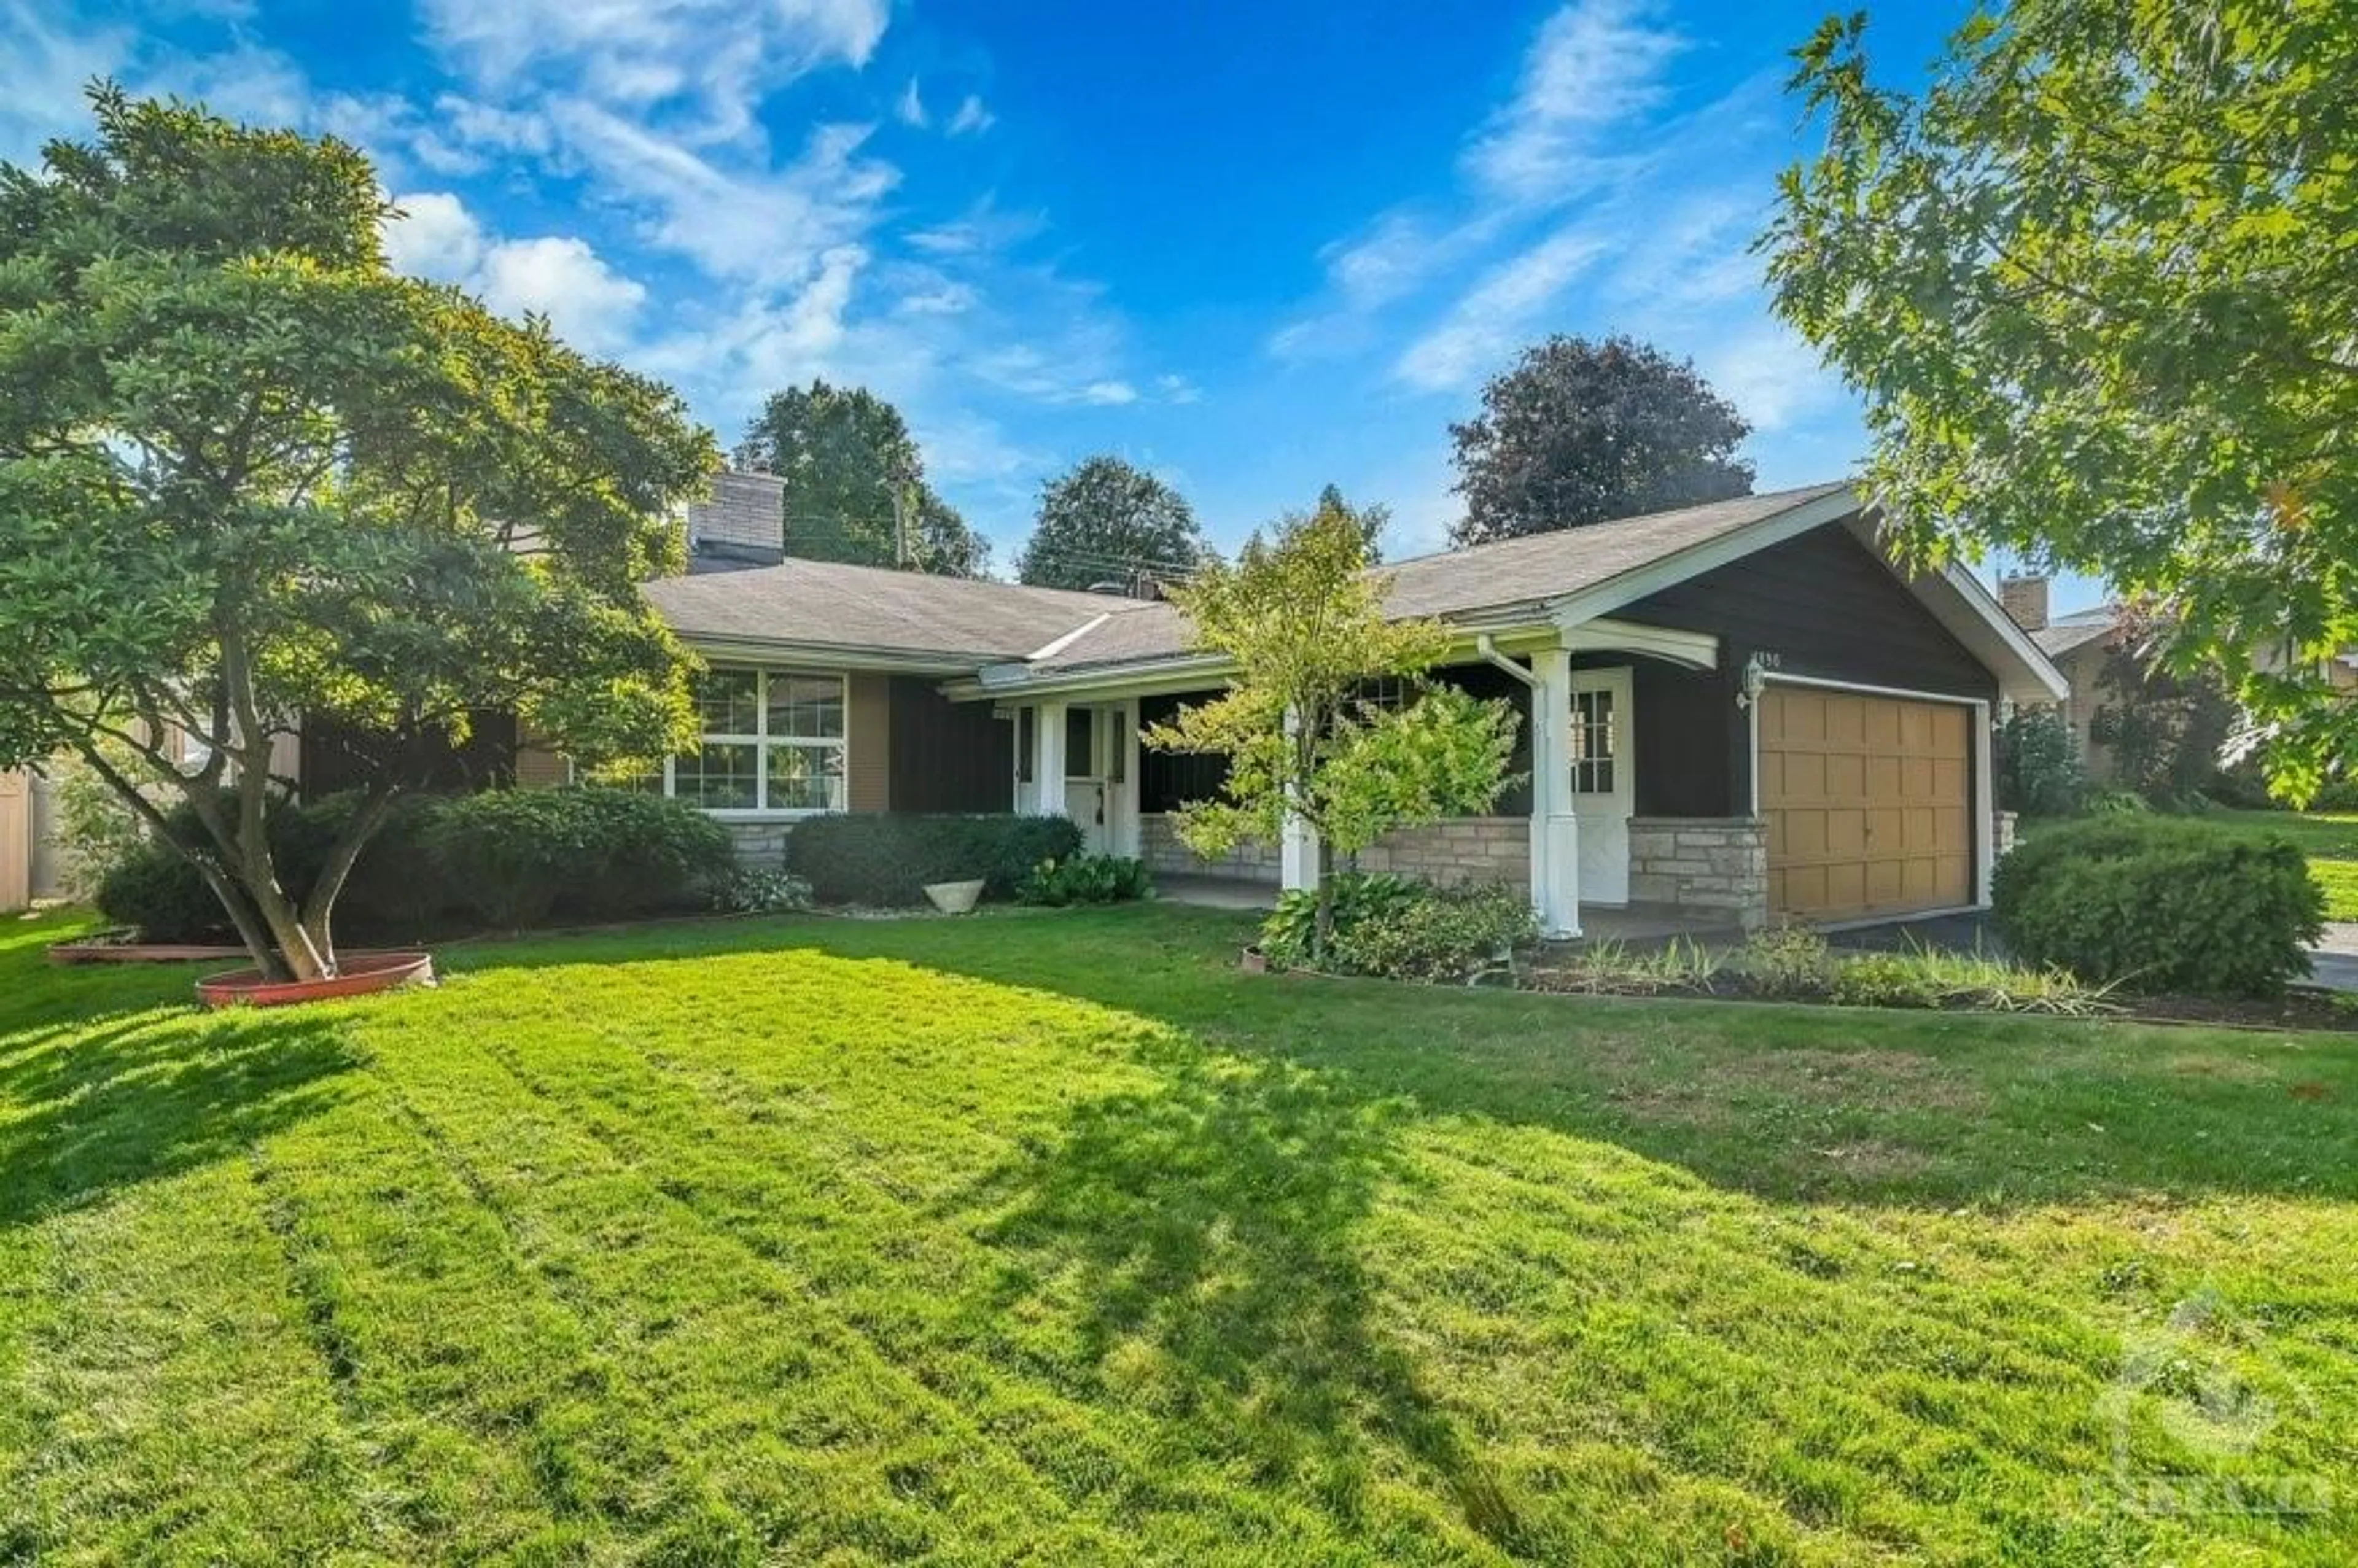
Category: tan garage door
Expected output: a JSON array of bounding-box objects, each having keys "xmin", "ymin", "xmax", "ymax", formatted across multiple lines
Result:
[{"xmin": 1761, "ymin": 686, "xmax": 1972, "ymax": 922}]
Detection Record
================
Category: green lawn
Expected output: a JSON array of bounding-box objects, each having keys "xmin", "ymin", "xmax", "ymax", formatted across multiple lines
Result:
[
  {"xmin": 3, "ymin": 904, "xmax": 2354, "ymax": 1564},
  {"xmin": 2023, "ymin": 809, "xmax": 2358, "ymax": 922}
]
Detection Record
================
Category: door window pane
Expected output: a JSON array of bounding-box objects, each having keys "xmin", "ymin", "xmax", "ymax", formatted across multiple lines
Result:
[
  {"xmin": 676, "ymin": 742, "xmax": 758, "ymax": 809},
  {"xmin": 1572, "ymin": 689, "xmax": 1617, "ymax": 796},
  {"xmin": 1065, "ymin": 707, "xmax": 1095, "ymax": 778}
]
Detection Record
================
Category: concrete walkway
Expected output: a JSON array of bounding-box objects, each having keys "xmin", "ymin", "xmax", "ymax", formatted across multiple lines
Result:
[{"xmin": 2306, "ymin": 923, "xmax": 2358, "ymax": 993}]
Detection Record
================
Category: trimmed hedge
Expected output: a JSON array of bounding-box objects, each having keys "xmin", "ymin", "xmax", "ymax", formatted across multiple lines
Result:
[
  {"xmin": 785, "ymin": 813, "xmax": 1083, "ymax": 906},
  {"xmin": 96, "ymin": 788, "xmax": 734, "ymax": 941},
  {"xmin": 422, "ymin": 788, "xmax": 733, "ymax": 928},
  {"xmin": 1991, "ymin": 815, "xmax": 2323, "ymax": 997}
]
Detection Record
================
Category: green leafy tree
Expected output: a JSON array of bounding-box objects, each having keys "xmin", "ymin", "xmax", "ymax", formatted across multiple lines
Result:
[
  {"xmin": 1994, "ymin": 708, "xmax": 2086, "ymax": 818},
  {"xmin": 1449, "ymin": 334, "xmax": 1754, "ymax": 547},
  {"xmin": 1017, "ymin": 456, "xmax": 1207, "ymax": 590},
  {"xmin": 0, "ymin": 88, "xmax": 715, "ymax": 981},
  {"xmin": 2088, "ymin": 610, "xmax": 2242, "ymax": 808},
  {"xmin": 1144, "ymin": 503, "xmax": 1520, "ymax": 949},
  {"xmin": 736, "ymin": 380, "xmax": 989, "ymax": 575},
  {"xmin": 1316, "ymin": 483, "xmax": 1390, "ymax": 564},
  {"xmin": 1762, "ymin": 4, "xmax": 2358, "ymax": 801}
]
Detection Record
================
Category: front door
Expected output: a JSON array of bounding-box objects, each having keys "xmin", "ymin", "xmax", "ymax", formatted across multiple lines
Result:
[
  {"xmin": 1063, "ymin": 706, "xmax": 1111, "ymax": 854},
  {"xmin": 1571, "ymin": 668, "xmax": 1633, "ymax": 905}
]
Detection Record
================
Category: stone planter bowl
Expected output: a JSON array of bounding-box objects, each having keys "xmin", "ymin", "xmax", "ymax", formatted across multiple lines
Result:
[{"xmin": 922, "ymin": 879, "xmax": 986, "ymax": 915}]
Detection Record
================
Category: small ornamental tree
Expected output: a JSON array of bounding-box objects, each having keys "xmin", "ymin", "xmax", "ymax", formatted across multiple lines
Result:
[
  {"xmin": 1144, "ymin": 495, "xmax": 1520, "ymax": 949},
  {"xmin": 0, "ymin": 88, "xmax": 715, "ymax": 981}
]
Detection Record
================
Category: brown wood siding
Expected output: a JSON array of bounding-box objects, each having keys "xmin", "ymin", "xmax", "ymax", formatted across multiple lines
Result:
[
  {"xmin": 1614, "ymin": 524, "xmax": 1998, "ymax": 817},
  {"xmin": 298, "ymin": 713, "xmax": 519, "ymax": 800},
  {"xmin": 887, "ymin": 678, "xmax": 1013, "ymax": 812},
  {"xmin": 847, "ymin": 673, "xmax": 892, "ymax": 813},
  {"xmin": 515, "ymin": 740, "xmax": 569, "ymax": 789}
]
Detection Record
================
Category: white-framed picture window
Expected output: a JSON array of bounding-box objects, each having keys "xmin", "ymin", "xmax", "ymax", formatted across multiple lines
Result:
[{"xmin": 610, "ymin": 667, "xmax": 847, "ymax": 815}]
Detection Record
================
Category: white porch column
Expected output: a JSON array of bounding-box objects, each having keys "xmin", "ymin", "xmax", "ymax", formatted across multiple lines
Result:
[
  {"xmin": 1530, "ymin": 648, "xmax": 1581, "ymax": 938},
  {"xmin": 1034, "ymin": 700, "xmax": 1068, "ymax": 818},
  {"xmin": 1279, "ymin": 705, "xmax": 1320, "ymax": 894}
]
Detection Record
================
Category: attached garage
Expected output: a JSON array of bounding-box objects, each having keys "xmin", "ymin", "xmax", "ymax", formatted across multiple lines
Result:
[{"xmin": 1760, "ymin": 683, "xmax": 1977, "ymax": 922}]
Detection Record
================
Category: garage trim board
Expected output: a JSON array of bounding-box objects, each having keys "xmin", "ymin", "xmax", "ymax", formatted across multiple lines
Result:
[{"xmin": 1751, "ymin": 672, "xmax": 1994, "ymax": 922}]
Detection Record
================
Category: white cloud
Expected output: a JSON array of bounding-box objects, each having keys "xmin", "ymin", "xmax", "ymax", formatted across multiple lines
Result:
[
  {"xmin": 0, "ymin": 2, "xmax": 131, "ymax": 166},
  {"xmin": 382, "ymin": 192, "xmax": 647, "ymax": 354},
  {"xmin": 1269, "ymin": 0, "xmax": 1683, "ymax": 364},
  {"xmin": 895, "ymin": 77, "xmax": 927, "ymax": 128},
  {"xmin": 1393, "ymin": 225, "xmax": 1609, "ymax": 391},
  {"xmin": 419, "ymin": 0, "xmax": 889, "ymax": 143},
  {"xmin": 1155, "ymin": 374, "xmax": 1202, "ymax": 405},
  {"xmin": 477, "ymin": 236, "xmax": 647, "ymax": 352},
  {"xmin": 1078, "ymin": 380, "xmax": 1138, "ymax": 406},
  {"xmin": 554, "ymin": 103, "xmax": 896, "ymax": 287},
  {"xmin": 1693, "ymin": 321, "xmax": 1840, "ymax": 435},
  {"xmin": 946, "ymin": 95, "xmax": 995, "ymax": 137},
  {"xmin": 381, "ymin": 190, "xmax": 485, "ymax": 277},
  {"xmin": 1462, "ymin": 0, "xmax": 1684, "ymax": 202}
]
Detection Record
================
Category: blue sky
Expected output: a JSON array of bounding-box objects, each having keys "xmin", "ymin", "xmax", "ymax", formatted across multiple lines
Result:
[{"xmin": 0, "ymin": 0, "xmax": 2100, "ymax": 610}]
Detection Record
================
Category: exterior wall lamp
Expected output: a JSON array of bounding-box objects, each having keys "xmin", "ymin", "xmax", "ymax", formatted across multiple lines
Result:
[{"xmin": 1736, "ymin": 653, "xmax": 1770, "ymax": 710}]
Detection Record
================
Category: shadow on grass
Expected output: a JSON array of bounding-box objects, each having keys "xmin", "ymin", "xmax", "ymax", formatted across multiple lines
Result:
[
  {"xmin": 0, "ymin": 1007, "xmax": 362, "ymax": 1228},
  {"xmin": 423, "ymin": 905, "xmax": 2358, "ymax": 1206},
  {"xmin": 961, "ymin": 1043, "xmax": 1531, "ymax": 1551}
]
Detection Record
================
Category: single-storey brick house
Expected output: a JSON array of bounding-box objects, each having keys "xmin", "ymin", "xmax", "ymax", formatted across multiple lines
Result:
[{"xmin": 596, "ymin": 473, "xmax": 2064, "ymax": 937}]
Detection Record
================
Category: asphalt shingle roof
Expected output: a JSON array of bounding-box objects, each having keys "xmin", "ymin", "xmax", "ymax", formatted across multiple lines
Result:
[
  {"xmin": 639, "ymin": 482, "xmax": 1860, "ymax": 673},
  {"xmin": 641, "ymin": 557, "xmax": 1161, "ymax": 662},
  {"xmin": 1032, "ymin": 483, "xmax": 1855, "ymax": 670}
]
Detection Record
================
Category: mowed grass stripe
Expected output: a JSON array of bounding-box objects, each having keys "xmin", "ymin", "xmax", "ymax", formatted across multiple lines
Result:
[
  {"xmin": 0, "ymin": 1011, "xmax": 376, "ymax": 1564},
  {"xmin": 399, "ymin": 955, "xmax": 1492, "ymax": 1562},
  {"xmin": 356, "ymin": 985, "xmax": 1151, "ymax": 1565},
  {"xmin": 255, "ymin": 1081, "xmax": 758, "ymax": 1560}
]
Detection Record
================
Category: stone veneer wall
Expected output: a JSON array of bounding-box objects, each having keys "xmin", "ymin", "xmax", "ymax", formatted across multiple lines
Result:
[
  {"xmin": 1348, "ymin": 817, "xmax": 1528, "ymax": 887},
  {"xmin": 1138, "ymin": 814, "xmax": 1531, "ymax": 889},
  {"xmin": 1992, "ymin": 809, "xmax": 2018, "ymax": 861},
  {"xmin": 1140, "ymin": 814, "xmax": 1280, "ymax": 884},
  {"xmin": 1627, "ymin": 817, "xmax": 1768, "ymax": 929}
]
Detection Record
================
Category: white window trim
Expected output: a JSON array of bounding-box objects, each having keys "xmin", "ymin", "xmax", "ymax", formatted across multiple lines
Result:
[{"xmin": 668, "ymin": 667, "xmax": 850, "ymax": 820}]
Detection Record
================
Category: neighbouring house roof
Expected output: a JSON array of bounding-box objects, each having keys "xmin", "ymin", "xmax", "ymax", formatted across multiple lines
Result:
[
  {"xmin": 640, "ymin": 556, "xmax": 1163, "ymax": 667},
  {"xmin": 2031, "ymin": 606, "xmax": 2120, "ymax": 659},
  {"xmin": 639, "ymin": 479, "xmax": 2067, "ymax": 702}
]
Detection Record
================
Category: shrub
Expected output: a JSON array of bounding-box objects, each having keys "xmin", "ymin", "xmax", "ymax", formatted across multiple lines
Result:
[
  {"xmin": 1829, "ymin": 952, "xmax": 1943, "ymax": 1009},
  {"xmin": 1991, "ymin": 815, "xmax": 2323, "ymax": 997},
  {"xmin": 1736, "ymin": 923, "xmax": 1834, "ymax": 998},
  {"xmin": 785, "ymin": 813, "xmax": 1084, "ymax": 906},
  {"xmin": 712, "ymin": 867, "xmax": 814, "ymax": 915},
  {"xmin": 1995, "ymin": 708, "xmax": 2087, "ymax": 818},
  {"xmin": 1538, "ymin": 936, "xmax": 1724, "ymax": 996},
  {"xmin": 424, "ymin": 788, "xmax": 733, "ymax": 928},
  {"xmin": 1019, "ymin": 854, "xmax": 1153, "ymax": 907},
  {"xmin": 1258, "ymin": 872, "xmax": 1423, "ymax": 969},
  {"xmin": 2084, "ymin": 788, "xmax": 2152, "ymax": 817},
  {"xmin": 95, "ymin": 836, "xmax": 232, "ymax": 942},
  {"xmin": 1326, "ymin": 881, "xmax": 1540, "ymax": 984}
]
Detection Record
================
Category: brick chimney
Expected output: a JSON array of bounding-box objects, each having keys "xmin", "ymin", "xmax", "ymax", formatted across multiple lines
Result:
[
  {"xmin": 687, "ymin": 470, "xmax": 787, "ymax": 567},
  {"xmin": 1998, "ymin": 573, "xmax": 2049, "ymax": 632}
]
